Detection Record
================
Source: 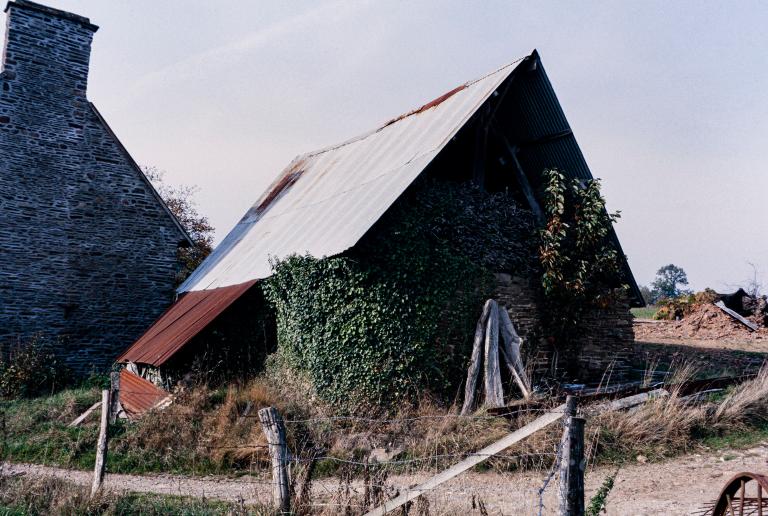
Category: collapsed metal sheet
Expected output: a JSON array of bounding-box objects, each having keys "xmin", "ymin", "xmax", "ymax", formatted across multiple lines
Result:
[{"xmin": 118, "ymin": 368, "xmax": 169, "ymax": 418}]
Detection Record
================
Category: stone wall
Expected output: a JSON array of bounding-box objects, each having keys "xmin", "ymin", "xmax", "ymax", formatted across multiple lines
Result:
[
  {"xmin": 494, "ymin": 273, "xmax": 635, "ymax": 384},
  {"xmin": 0, "ymin": 1, "xmax": 189, "ymax": 373}
]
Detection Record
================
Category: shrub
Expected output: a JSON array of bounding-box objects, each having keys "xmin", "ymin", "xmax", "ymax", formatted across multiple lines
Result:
[
  {"xmin": 0, "ymin": 335, "xmax": 69, "ymax": 399},
  {"xmin": 538, "ymin": 169, "xmax": 627, "ymax": 369},
  {"xmin": 264, "ymin": 179, "xmax": 535, "ymax": 408}
]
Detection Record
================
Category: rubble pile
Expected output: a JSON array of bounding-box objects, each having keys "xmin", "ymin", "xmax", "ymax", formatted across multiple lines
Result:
[{"xmin": 636, "ymin": 288, "xmax": 768, "ymax": 342}]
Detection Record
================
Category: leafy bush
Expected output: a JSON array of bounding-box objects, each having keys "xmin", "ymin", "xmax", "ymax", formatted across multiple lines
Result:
[
  {"xmin": 264, "ymin": 179, "xmax": 535, "ymax": 408},
  {"xmin": 538, "ymin": 169, "xmax": 627, "ymax": 351},
  {"xmin": 0, "ymin": 335, "xmax": 69, "ymax": 399}
]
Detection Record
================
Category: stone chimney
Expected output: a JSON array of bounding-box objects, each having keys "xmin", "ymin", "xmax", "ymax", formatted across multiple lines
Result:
[{"xmin": 2, "ymin": 0, "xmax": 98, "ymax": 99}]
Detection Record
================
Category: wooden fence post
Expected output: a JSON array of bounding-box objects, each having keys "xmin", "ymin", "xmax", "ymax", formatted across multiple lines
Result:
[
  {"xmin": 559, "ymin": 396, "xmax": 585, "ymax": 516},
  {"xmin": 259, "ymin": 407, "xmax": 290, "ymax": 514},
  {"xmin": 109, "ymin": 371, "xmax": 120, "ymax": 424},
  {"xmin": 91, "ymin": 389, "xmax": 110, "ymax": 497}
]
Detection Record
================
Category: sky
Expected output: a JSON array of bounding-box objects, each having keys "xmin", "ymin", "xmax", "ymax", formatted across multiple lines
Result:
[{"xmin": 4, "ymin": 1, "xmax": 767, "ymax": 293}]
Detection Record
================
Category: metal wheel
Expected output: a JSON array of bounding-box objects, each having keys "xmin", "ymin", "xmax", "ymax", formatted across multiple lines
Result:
[{"xmin": 711, "ymin": 472, "xmax": 768, "ymax": 516}]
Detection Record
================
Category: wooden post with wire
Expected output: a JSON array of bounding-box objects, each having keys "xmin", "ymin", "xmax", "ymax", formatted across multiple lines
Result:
[
  {"xmin": 91, "ymin": 389, "xmax": 110, "ymax": 496},
  {"xmin": 559, "ymin": 395, "xmax": 585, "ymax": 516},
  {"xmin": 259, "ymin": 406, "xmax": 290, "ymax": 513},
  {"xmin": 108, "ymin": 371, "xmax": 120, "ymax": 424}
]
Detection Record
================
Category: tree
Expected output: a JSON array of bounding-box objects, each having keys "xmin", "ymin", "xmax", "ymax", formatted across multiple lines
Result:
[
  {"xmin": 639, "ymin": 285, "xmax": 654, "ymax": 305},
  {"xmin": 143, "ymin": 166, "xmax": 214, "ymax": 284},
  {"xmin": 650, "ymin": 264, "xmax": 690, "ymax": 301}
]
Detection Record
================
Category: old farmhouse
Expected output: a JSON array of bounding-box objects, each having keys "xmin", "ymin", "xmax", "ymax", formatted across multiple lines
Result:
[
  {"xmin": 118, "ymin": 51, "xmax": 643, "ymax": 391},
  {"xmin": 0, "ymin": 1, "xmax": 191, "ymax": 373}
]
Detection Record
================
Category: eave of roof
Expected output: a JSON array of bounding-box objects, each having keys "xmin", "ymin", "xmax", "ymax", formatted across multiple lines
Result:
[{"xmin": 118, "ymin": 280, "xmax": 256, "ymax": 366}]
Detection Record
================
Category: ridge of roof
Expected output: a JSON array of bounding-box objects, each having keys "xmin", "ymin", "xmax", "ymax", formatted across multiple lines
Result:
[
  {"xmin": 177, "ymin": 52, "xmax": 533, "ymax": 293},
  {"xmin": 301, "ymin": 56, "xmax": 527, "ymax": 161}
]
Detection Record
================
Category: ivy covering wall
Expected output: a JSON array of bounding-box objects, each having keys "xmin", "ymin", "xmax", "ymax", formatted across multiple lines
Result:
[{"xmin": 264, "ymin": 179, "xmax": 535, "ymax": 408}]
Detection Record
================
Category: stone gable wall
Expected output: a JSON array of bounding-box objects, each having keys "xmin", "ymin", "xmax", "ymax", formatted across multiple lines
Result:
[
  {"xmin": 494, "ymin": 273, "xmax": 635, "ymax": 384},
  {"xmin": 0, "ymin": 2, "xmax": 187, "ymax": 373}
]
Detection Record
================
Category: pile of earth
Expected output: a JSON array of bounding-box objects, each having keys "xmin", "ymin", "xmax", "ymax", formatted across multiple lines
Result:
[{"xmin": 635, "ymin": 303, "xmax": 768, "ymax": 341}]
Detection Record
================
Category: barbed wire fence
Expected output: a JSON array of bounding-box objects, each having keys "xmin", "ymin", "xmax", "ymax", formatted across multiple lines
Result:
[{"xmin": 0, "ymin": 386, "xmax": 591, "ymax": 515}]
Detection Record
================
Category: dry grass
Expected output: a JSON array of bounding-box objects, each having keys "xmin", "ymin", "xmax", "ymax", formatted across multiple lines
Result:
[
  {"xmin": 591, "ymin": 362, "xmax": 768, "ymax": 462},
  {"xmin": 0, "ymin": 474, "xmax": 260, "ymax": 515},
  {"xmin": 713, "ymin": 365, "xmax": 768, "ymax": 427},
  {"xmin": 121, "ymin": 359, "xmax": 768, "ymax": 479}
]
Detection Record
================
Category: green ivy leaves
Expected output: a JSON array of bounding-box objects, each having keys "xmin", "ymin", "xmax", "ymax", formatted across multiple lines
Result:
[{"xmin": 263, "ymin": 179, "xmax": 535, "ymax": 409}]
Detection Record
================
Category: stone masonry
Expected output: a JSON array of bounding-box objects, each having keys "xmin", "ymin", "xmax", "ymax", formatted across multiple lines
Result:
[
  {"xmin": 494, "ymin": 273, "xmax": 635, "ymax": 384},
  {"xmin": 0, "ymin": 1, "xmax": 190, "ymax": 373}
]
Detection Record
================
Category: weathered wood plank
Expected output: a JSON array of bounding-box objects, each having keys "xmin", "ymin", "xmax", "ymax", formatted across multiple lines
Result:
[
  {"xmin": 559, "ymin": 413, "xmax": 585, "ymax": 516},
  {"xmin": 716, "ymin": 301, "xmax": 759, "ymax": 331},
  {"xmin": 364, "ymin": 405, "xmax": 566, "ymax": 516},
  {"xmin": 461, "ymin": 299, "xmax": 493, "ymax": 415},
  {"xmin": 90, "ymin": 390, "xmax": 110, "ymax": 496},
  {"xmin": 258, "ymin": 407, "xmax": 290, "ymax": 513},
  {"xmin": 484, "ymin": 300, "xmax": 504, "ymax": 408},
  {"xmin": 498, "ymin": 307, "xmax": 532, "ymax": 398},
  {"xmin": 585, "ymin": 389, "xmax": 669, "ymax": 415},
  {"xmin": 67, "ymin": 401, "xmax": 100, "ymax": 428},
  {"xmin": 109, "ymin": 371, "xmax": 120, "ymax": 425}
]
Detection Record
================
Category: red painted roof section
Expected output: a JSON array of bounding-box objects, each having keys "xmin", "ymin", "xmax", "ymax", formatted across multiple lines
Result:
[
  {"xmin": 118, "ymin": 280, "xmax": 257, "ymax": 366},
  {"xmin": 119, "ymin": 369, "xmax": 168, "ymax": 417}
]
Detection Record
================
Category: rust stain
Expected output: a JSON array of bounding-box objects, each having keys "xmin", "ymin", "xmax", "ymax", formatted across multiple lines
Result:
[
  {"xmin": 119, "ymin": 369, "xmax": 168, "ymax": 418},
  {"xmin": 381, "ymin": 84, "xmax": 468, "ymax": 129},
  {"xmin": 118, "ymin": 280, "xmax": 257, "ymax": 366},
  {"xmin": 251, "ymin": 159, "xmax": 306, "ymax": 217}
]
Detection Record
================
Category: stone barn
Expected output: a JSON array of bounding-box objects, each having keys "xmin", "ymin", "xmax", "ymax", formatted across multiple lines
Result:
[
  {"xmin": 0, "ymin": 1, "xmax": 191, "ymax": 373},
  {"xmin": 118, "ymin": 50, "xmax": 643, "ymax": 390}
]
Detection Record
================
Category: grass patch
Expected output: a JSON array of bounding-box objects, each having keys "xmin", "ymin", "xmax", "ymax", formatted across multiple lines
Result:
[
  {"xmin": 630, "ymin": 306, "xmax": 658, "ymax": 319},
  {"xmin": 0, "ymin": 385, "xmax": 254, "ymax": 476},
  {"xmin": 700, "ymin": 421, "xmax": 768, "ymax": 450},
  {"xmin": 4, "ymin": 364, "xmax": 768, "ymax": 483},
  {"xmin": 0, "ymin": 475, "xmax": 262, "ymax": 515}
]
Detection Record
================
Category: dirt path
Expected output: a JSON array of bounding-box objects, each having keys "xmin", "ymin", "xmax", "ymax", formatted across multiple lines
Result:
[{"xmin": 4, "ymin": 442, "xmax": 768, "ymax": 515}]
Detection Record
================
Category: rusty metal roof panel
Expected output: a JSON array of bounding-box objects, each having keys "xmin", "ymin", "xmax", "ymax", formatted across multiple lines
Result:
[
  {"xmin": 118, "ymin": 369, "xmax": 168, "ymax": 418},
  {"xmin": 178, "ymin": 61, "xmax": 521, "ymax": 292},
  {"xmin": 118, "ymin": 280, "xmax": 257, "ymax": 366}
]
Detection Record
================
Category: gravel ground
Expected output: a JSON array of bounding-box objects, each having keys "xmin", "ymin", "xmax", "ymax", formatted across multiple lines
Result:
[{"xmin": 4, "ymin": 442, "xmax": 768, "ymax": 514}]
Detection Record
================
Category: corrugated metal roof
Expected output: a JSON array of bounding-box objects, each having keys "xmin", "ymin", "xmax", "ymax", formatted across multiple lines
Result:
[
  {"xmin": 496, "ymin": 55, "xmax": 643, "ymax": 305},
  {"xmin": 117, "ymin": 50, "xmax": 644, "ymax": 369},
  {"xmin": 118, "ymin": 280, "xmax": 257, "ymax": 366},
  {"xmin": 119, "ymin": 369, "xmax": 169, "ymax": 418},
  {"xmin": 177, "ymin": 60, "xmax": 522, "ymax": 293}
]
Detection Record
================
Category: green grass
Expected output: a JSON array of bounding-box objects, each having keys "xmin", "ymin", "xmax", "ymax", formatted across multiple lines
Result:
[
  {"xmin": 4, "ymin": 384, "xmax": 768, "ymax": 483},
  {"xmin": 0, "ymin": 387, "xmax": 230, "ymax": 477},
  {"xmin": 630, "ymin": 305, "xmax": 658, "ymax": 319},
  {"xmin": 700, "ymin": 421, "xmax": 768, "ymax": 451}
]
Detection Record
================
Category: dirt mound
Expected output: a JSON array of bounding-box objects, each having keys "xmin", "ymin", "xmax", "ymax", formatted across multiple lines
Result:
[{"xmin": 635, "ymin": 303, "xmax": 768, "ymax": 342}]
